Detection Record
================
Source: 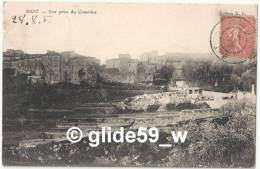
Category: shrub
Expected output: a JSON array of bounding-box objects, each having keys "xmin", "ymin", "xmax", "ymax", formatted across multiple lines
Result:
[
  {"xmin": 146, "ymin": 104, "xmax": 160, "ymax": 112},
  {"xmin": 167, "ymin": 99, "xmax": 256, "ymax": 167},
  {"xmin": 166, "ymin": 100, "xmax": 208, "ymax": 111},
  {"xmin": 166, "ymin": 103, "xmax": 176, "ymax": 110}
]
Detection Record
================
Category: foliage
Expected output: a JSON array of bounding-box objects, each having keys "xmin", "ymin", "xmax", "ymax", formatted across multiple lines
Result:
[
  {"xmin": 241, "ymin": 69, "xmax": 256, "ymax": 90},
  {"xmin": 155, "ymin": 65, "xmax": 175, "ymax": 84},
  {"xmin": 167, "ymin": 99, "xmax": 255, "ymax": 167},
  {"xmin": 3, "ymin": 68, "xmax": 15, "ymax": 83},
  {"xmin": 146, "ymin": 104, "xmax": 160, "ymax": 112},
  {"xmin": 166, "ymin": 101, "xmax": 209, "ymax": 111},
  {"xmin": 3, "ymin": 100, "xmax": 255, "ymax": 167},
  {"xmin": 182, "ymin": 59, "xmax": 256, "ymax": 92}
]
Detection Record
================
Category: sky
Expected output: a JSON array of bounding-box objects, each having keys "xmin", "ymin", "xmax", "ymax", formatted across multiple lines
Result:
[{"xmin": 3, "ymin": 2, "xmax": 257, "ymax": 63}]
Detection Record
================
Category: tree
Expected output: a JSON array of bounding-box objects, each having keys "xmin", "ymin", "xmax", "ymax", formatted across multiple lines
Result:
[
  {"xmin": 78, "ymin": 68, "xmax": 86, "ymax": 81},
  {"xmin": 241, "ymin": 69, "xmax": 256, "ymax": 91},
  {"xmin": 230, "ymin": 74, "xmax": 241, "ymax": 90},
  {"xmin": 137, "ymin": 62, "xmax": 146, "ymax": 75},
  {"xmin": 3, "ymin": 68, "xmax": 15, "ymax": 84},
  {"xmin": 232, "ymin": 65, "xmax": 246, "ymax": 77},
  {"xmin": 157, "ymin": 65, "xmax": 175, "ymax": 83},
  {"xmin": 183, "ymin": 61, "xmax": 196, "ymax": 81},
  {"xmin": 64, "ymin": 71, "xmax": 71, "ymax": 82},
  {"xmin": 99, "ymin": 88, "xmax": 108, "ymax": 102},
  {"xmin": 78, "ymin": 65, "xmax": 100, "ymax": 86},
  {"xmin": 183, "ymin": 60, "xmax": 211, "ymax": 82}
]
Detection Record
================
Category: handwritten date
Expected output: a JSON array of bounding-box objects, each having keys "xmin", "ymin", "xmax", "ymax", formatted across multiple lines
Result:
[{"xmin": 12, "ymin": 14, "xmax": 52, "ymax": 25}]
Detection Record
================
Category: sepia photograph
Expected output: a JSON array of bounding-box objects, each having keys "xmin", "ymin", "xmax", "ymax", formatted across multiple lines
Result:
[{"xmin": 2, "ymin": 2, "xmax": 257, "ymax": 167}]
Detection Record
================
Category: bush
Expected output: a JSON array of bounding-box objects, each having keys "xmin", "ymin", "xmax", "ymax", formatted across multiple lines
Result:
[
  {"xmin": 167, "ymin": 99, "xmax": 256, "ymax": 167},
  {"xmin": 146, "ymin": 104, "xmax": 160, "ymax": 112},
  {"xmin": 175, "ymin": 102, "xmax": 197, "ymax": 110},
  {"xmin": 166, "ymin": 103, "xmax": 176, "ymax": 110},
  {"xmin": 166, "ymin": 100, "xmax": 207, "ymax": 111},
  {"xmin": 195, "ymin": 102, "xmax": 210, "ymax": 109}
]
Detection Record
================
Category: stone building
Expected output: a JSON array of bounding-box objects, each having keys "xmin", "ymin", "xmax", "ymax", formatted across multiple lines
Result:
[
  {"xmin": 41, "ymin": 54, "xmax": 63, "ymax": 84},
  {"xmin": 104, "ymin": 54, "xmax": 140, "ymax": 84},
  {"xmin": 3, "ymin": 50, "xmax": 101, "ymax": 84},
  {"xmin": 105, "ymin": 58, "xmax": 120, "ymax": 69},
  {"xmin": 139, "ymin": 51, "xmax": 159, "ymax": 65},
  {"xmin": 105, "ymin": 54, "xmax": 138, "ymax": 72},
  {"xmin": 105, "ymin": 54, "xmax": 159, "ymax": 84},
  {"xmin": 67, "ymin": 57, "xmax": 100, "ymax": 84}
]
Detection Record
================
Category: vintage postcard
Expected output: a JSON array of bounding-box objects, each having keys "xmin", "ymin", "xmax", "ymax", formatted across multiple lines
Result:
[{"xmin": 2, "ymin": 2, "xmax": 257, "ymax": 167}]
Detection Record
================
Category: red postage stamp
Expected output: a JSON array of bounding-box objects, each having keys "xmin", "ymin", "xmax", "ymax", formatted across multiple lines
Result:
[{"xmin": 220, "ymin": 16, "xmax": 256, "ymax": 59}]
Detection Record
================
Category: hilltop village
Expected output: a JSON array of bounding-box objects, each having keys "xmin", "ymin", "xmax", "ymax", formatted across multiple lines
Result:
[
  {"xmin": 3, "ymin": 50, "xmax": 187, "ymax": 85},
  {"xmin": 2, "ymin": 49, "xmax": 256, "ymax": 166},
  {"xmin": 3, "ymin": 48, "xmax": 256, "ymax": 125},
  {"xmin": 4, "ymin": 49, "xmax": 256, "ymax": 93}
]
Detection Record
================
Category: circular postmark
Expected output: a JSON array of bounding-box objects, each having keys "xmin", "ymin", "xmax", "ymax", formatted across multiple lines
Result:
[{"xmin": 210, "ymin": 16, "xmax": 256, "ymax": 64}]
